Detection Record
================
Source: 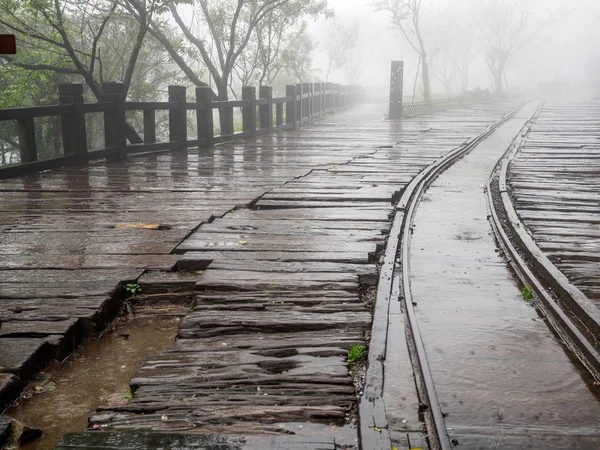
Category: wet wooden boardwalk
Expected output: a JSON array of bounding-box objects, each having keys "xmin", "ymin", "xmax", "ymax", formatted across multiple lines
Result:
[
  {"xmin": 507, "ymin": 102, "xmax": 600, "ymax": 331},
  {"xmin": 1, "ymin": 101, "xmax": 521, "ymax": 448}
]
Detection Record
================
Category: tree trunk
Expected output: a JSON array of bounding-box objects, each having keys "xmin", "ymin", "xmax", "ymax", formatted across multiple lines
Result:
[
  {"xmin": 460, "ymin": 64, "xmax": 469, "ymax": 93},
  {"xmin": 421, "ymin": 54, "xmax": 431, "ymax": 102},
  {"xmin": 216, "ymin": 81, "xmax": 233, "ymax": 135},
  {"xmin": 494, "ymin": 70, "xmax": 503, "ymax": 95}
]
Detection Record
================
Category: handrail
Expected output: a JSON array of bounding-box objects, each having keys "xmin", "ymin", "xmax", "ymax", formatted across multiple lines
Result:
[{"xmin": 0, "ymin": 81, "xmax": 364, "ymax": 178}]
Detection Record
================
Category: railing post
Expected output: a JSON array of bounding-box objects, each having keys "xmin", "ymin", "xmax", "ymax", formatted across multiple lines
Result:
[
  {"xmin": 59, "ymin": 83, "xmax": 87, "ymax": 164},
  {"xmin": 259, "ymin": 85, "xmax": 272, "ymax": 132},
  {"xmin": 242, "ymin": 86, "xmax": 257, "ymax": 137},
  {"xmin": 308, "ymin": 83, "xmax": 314, "ymax": 120},
  {"xmin": 196, "ymin": 86, "xmax": 214, "ymax": 148},
  {"xmin": 302, "ymin": 82, "xmax": 310, "ymax": 121},
  {"xmin": 327, "ymin": 82, "xmax": 333, "ymax": 112},
  {"xmin": 143, "ymin": 110, "xmax": 156, "ymax": 144},
  {"xmin": 17, "ymin": 117, "xmax": 37, "ymax": 163},
  {"xmin": 101, "ymin": 81, "xmax": 127, "ymax": 161},
  {"xmin": 296, "ymin": 83, "xmax": 302, "ymax": 125},
  {"xmin": 286, "ymin": 84, "xmax": 297, "ymax": 130},
  {"xmin": 276, "ymin": 101, "xmax": 284, "ymax": 127},
  {"xmin": 317, "ymin": 83, "xmax": 323, "ymax": 115},
  {"xmin": 168, "ymin": 85, "xmax": 187, "ymax": 151}
]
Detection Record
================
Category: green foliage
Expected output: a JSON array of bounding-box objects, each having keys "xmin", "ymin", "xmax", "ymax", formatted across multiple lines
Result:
[
  {"xmin": 124, "ymin": 283, "xmax": 142, "ymax": 297},
  {"xmin": 347, "ymin": 344, "xmax": 367, "ymax": 363},
  {"xmin": 521, "ymin": 286, "xmax": 533, "ymax": 300},
  {"xmin": 125, "ymin": 388, "xmax": 134, "ymax": 400}
]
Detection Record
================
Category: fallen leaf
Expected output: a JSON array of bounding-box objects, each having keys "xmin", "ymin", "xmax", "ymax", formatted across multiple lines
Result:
[
  {"xmin": 160, "ymin": 415, "xmax": 168, "ymax": 421},
  {"xmin": 238, "ymin": 240, "xmax": 248, "ymax": 245},
  {"xmin": 373, "ymin": 427, "xmax": 382, "ymax": 433},
  {"xmin": 115, "ymin": 223, "xmax": 161, "ymax": 230}
]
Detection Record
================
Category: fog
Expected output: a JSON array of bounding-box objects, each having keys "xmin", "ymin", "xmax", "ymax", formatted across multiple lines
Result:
[
  {"xmin": 2, "ymin": 0, "xmax": 600, "ymax": 117},
  {"xmin": 309, "ymin": 0, "xmax": 600, "ymax": 100}
]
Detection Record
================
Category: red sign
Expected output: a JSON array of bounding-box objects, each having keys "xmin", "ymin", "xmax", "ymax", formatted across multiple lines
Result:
[{"xmin": 0, "ymin": 34, "xmax": 16, "ymax": 54}]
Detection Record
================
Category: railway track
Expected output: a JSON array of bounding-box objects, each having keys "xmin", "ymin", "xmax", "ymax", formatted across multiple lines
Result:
[
  {"xmin": 378, "ymin": 103, "xmax": 527, "ymax": 450},
  {"xmin": 487, "ymin": 104, "xmax": 600, "ymax": 384},
  {"xmin": 382, "ymin": 101, "xmax": 600, "ymax": 449}
]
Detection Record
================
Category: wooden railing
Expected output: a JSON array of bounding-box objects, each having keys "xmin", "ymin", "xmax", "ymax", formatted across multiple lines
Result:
[
  {"xmin": 402, "ymin": 96, "xmax": 464, "ymax": 117},
  {"xmin": 0, "ymin": 81, "xmax": 362, "ymax": 178}
]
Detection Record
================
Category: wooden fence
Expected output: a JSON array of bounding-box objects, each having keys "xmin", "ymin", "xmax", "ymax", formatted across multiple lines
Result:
[{"xmin": 0, "ymin": 81, "xmax": 362, "ymax": 179}]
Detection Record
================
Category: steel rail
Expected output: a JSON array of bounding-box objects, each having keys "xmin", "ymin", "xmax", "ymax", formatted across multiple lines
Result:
[
  {"xmin": 486, "ymin": 104, "xmax": 600, "ymax": 383},
  {"xmin": 394, "ymin": 101, "xmax": 526, "ymax": 450}
]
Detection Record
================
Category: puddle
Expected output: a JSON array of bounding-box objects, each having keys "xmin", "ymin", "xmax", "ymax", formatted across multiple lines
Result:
[{"xmin": 4, "ymin": 316, "xmax": 180, "ymax": 450}]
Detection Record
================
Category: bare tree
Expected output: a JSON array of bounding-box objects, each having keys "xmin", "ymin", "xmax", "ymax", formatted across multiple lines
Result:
[
  {"xmin": 321, "ymin": 18, "xmax": 355, "ymax": 83},
  {"xmin": 150, "ymin": 0, "xmax": 325, "ymax": 101},
  {"xmin": 373, "ymin": 0, "xmax": 431, "ymax": 102},
  {"xmin": 322, "ymin": 18, "xmax": 370, "ymax": 86},
  {"xmin": 477, "ymin": 0, "xmax": 561, "ymax": 95},
  {"xmin": 231, "ymin": 1, "xmax": 329, "ymax": 91}
]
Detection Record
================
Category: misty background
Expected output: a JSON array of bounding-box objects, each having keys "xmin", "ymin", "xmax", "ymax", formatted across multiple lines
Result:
[
  {"xmin": 1, "ymin": 0, "xmax": 599, "ymax": 164},
  {"xmin": 314, "ymin": 0, "xmax": 600, "ymax": 100}
]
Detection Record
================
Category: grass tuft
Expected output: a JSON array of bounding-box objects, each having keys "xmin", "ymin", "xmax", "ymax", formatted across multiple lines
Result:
[
  {"xmin": 348, "ymin": 344, "xmax": 367, "ymax": 363},
  {"xmin": 521, "ymin": 286, "xmax": 533, "ymax": 300}
]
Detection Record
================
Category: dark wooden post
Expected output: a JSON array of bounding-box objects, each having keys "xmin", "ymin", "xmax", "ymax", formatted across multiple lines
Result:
[
  {"xmin": 196, "ymin": 86, "xmax": 214, "ymax": 147},
  {"xmin": 259, "ymin": 85, "xmax": 272, "ymax": 132},
  {"xmin": 302, "ymin": 83, "xmax": 310, "ymax": 121},
  {"xmin": 101, "ymin": 82, "xmax": 127, "ymax": 161},
  {"xmin": 168, "ymin": 85, "xmax": 187, "ymax": 151},
  {"xmin": 143, "ymin": 110, "xmax": 156, "ymax": 144},
  {"xmin": 286, "ymin": 84, "xmax": 297, "ymax": 129},
  {"xmin": 308, "ymin": 83, "xmax": 314, "ymax": 120},
  {"xmin": 295, "ymin": 83, "xmax": 303, "ymax": 125},
  {"xmin": 59, "ymin": 82, "xmax": 88, "ymax": 164},
  {"xmin": 389, "ymin": 61, "xmax": 404, "ymax": 120},
  {"xmin": 311, "ymin": 83, "xmax": 316, "ymax": 117},
  {"xmin": 327, "ymin": 82, "xmax": 333, "ymax": 112},
  {"xmin": 242, "ymin": 86, "xmax": 257, "ymax": 137},
  {"xmin": 276, "ymin": 101, "xmax": 284, "ymax": 127},
  {"xmin": 317, "ymin": 83, "xmax": 323, "ymax": 115},
  {"xmin": 17, "ymin": 117, "xmax": 37, "ymax": 163}
]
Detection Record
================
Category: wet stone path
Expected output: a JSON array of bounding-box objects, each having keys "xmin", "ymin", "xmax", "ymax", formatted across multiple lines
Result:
[
  {"xmin": 0, "ymin": 100, "xmax": 518, "ymax": 449},
  {"xmin": 409, "ymin": 103, "xmax": 600, "ymax": 449},
  {"xmin": 0, "ymin": 104, "xmax": 393, "ymax": 410}
]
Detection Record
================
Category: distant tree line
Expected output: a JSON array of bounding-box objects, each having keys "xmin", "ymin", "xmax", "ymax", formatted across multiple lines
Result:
[
  {"xmin": 0, "ymin": 0, "xmax": 330, "ymax": 162},
  {"xmin": 373, "ymin": 0, "xmax": 563, "ymax": 102}
]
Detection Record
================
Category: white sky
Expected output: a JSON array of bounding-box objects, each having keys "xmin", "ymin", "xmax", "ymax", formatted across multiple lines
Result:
[{"xmin": 309, "ymin": 0, "xmax": 600, "ymax": 97}]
